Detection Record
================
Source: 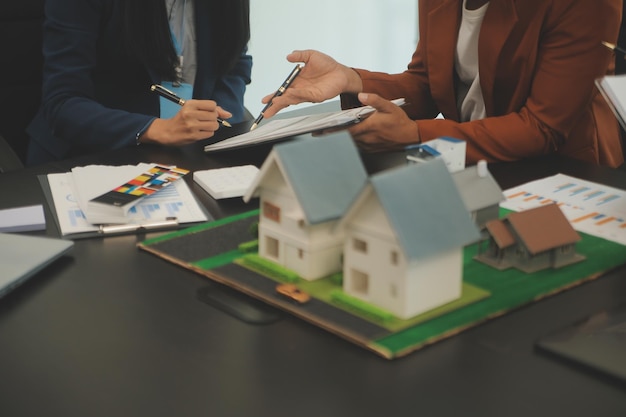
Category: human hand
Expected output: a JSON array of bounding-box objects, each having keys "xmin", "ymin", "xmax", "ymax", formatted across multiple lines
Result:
[
  {"xmin": 142, "ymin": 99, "xmax": 232, "ymax": 146},
  {"xmin": 348, "ymin": 93, "xmax": 420, "ymax": 152},
  {"xmin": 260, "ymin": 49, "xmax": 363, "ymax": 119}
]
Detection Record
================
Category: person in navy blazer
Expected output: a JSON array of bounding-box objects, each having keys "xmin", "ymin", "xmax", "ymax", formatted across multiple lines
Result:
[{"xmin": 27, "ymin": 0, "xmax": 252, "ymax": 165}]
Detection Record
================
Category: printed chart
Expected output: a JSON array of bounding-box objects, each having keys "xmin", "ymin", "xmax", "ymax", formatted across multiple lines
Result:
[{"xmin": 501, "ymin": 173, "xmax": 626, "ymax": 245}]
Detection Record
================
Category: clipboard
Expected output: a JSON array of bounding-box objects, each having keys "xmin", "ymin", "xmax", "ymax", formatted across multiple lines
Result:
[
  {"xmin": 38, "ymin": 174, "xmax": 212, "ymax": 239},
  {"xmin": 595, "ymin": 75, "xmax": 626, "ymax": 132},
  {"xmin": 204, "ymin": 98, "xmax": 406, "ymax": 153}
]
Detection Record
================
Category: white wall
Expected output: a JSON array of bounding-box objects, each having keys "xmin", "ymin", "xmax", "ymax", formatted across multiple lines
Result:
[{"xmin": 245, "ymin": 1, "xmax": 419, "ymax": 116}]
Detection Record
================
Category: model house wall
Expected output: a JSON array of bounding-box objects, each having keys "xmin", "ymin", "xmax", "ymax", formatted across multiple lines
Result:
[
  {"xmin": 244, "ymin": 136, "xmax": 368, "ymax": 280},
  {"xmin": 476, "ymin": 203, "xmax": 585, "ymax": 273},
  {"xmin": 452, "ymin": 160, "xmax": 504, "ymax": 229},
  {"xmin": 339, "ymin": 160, "xmax": 481, "ymax": 319}
]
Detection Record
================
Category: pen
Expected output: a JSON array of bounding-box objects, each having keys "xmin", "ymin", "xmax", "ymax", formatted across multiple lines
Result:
[
  {"xmin": 150, "ymin": 84, "xmax": 232, "ymax": 128},
  {"xmin": 602, "ymin": 41, "xmax": 626, "ymax": 57},
  {"xmin": 98, "ymin": 218, "xmax": 179, "ymax": 235},
  {"xmin": 250, "ymin": 64, "xmax": 303, "ymax": 131}
]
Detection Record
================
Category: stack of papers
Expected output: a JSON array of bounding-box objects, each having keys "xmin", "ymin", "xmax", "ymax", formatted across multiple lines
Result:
[
  {"xmin": 204, "ymin": 98, "xmax": 405, "ymax": 153},
  {"xmin": 596, "ymin": 75, "xmax": 626, "ymax": 130},
  {"xmin": 0, "ymin": 205, "xmax": 46, "ymax": 233},
  {"xmin": 45, "ymin": 163, "xmax": 209, "ymax": 237},
  {"xmin": 79, "ymin": 163, "xmax": 188, "ymax": 223}
]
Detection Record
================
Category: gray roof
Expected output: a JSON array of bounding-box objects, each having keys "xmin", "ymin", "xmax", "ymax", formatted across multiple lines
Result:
[
  {"xmin": 370, "ymin": 159, "xmax": 481, "ymax": 261},
  {"xmin": 452, "ymin": 164, "xmax": 504, "ymax": 212},
  {"xmin": 274, "ymin": 136, "xmax": 367, "ymax": 224}
]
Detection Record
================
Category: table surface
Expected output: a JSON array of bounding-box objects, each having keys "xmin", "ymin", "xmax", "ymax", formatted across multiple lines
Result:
[{"xmin": 1, "ymin": 117, "xmax": 626, "ymax": 417}]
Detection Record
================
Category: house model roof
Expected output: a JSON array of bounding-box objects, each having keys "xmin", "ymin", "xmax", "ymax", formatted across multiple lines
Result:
[
  {"xmin": 342, "ymin": 159, "xmax": 481, "ymax": 261},
  {"xmin": 507, "ymin": 203, "xmax": 581, "ymax": 254},
  {"xmin": 452, "ymin": 162, "xmax": 504, "ymax": 212},
  {"xmin": 485, "ymin": 203, "xmax": 581, "ymax": 254},
  {"xmin": 244, "ymin": 136, "xmax": 368, "ymax": 224}
]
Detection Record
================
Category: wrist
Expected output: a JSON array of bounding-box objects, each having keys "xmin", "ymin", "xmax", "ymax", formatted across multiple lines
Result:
[
  {"xmin": 141, "ymin": 118, "xmax": 167, "ymax": 145},
  {"xmin": 343, "ymin": 67, "xmax": 363, "ymax": 94},
  {"xmin": 135, "ymin": 118, "xmax": 157, "ymax": 145}
]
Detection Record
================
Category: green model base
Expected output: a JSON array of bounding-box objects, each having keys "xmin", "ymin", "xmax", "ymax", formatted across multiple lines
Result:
[{"xmin": 139, "ymin": 209, "xmax": 626, "ymax": 359}]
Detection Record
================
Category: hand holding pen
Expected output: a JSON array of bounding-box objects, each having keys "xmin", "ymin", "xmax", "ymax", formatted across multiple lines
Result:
[
  {"xmin": 250, "ymin": 64, "xmax": 303, "ymax": 130},
  {"xmin": 151, "ymin": 84, "xmax": 232, "ymax": 128}
]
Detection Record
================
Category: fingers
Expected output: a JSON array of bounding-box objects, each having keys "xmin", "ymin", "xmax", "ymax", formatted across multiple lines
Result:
[
  {"xmin": 287, "ymin": 49, "xmax": 315, "ymax": 64},
  {"xmin": 357, "ymin": 93, "xmax": 397, "ymax": 114},
  {"xmin": 176, "ymin": 99, "xmax": 223, "ymax": 137}
]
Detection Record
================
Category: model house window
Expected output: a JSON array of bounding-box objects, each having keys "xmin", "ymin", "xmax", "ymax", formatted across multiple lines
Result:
[
  {"xmin": 263, "ymin": 201, "xmax": 280, "ymax": 222},
  {"xmin": 390, "ymin": 283, "xmax": 397, "ymax": 299},
  {"xmin": 351, "ymin": 269, "xmax": 369, "ymax": 295},
  {"xmin": 266, "ymin": 236, "xmax": 279, "ymax": 258},
  {"xmin": 353, "ymin": 238, "xmax": 367, "ymax": 253},
  {"xmin": 298, "ymin": 249, "xmax": 304, "ymax": 259},
  {"xmin": 298, "ymin": 219, "xmax": 305, "ymax": 228},
  {"xmin": 390, "ymin": 250, "xmax": 399, "ymax": 265}
]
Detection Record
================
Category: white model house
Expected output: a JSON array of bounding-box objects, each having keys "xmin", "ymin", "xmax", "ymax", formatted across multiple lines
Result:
[
  {"xmin": 243, "ymin": 136, "xmax": 368, "ymax": 280},
  {"xmin": 452, "ymin": 160, "xmax": 504, "ymax": 228},
  {"xmin": 405, "ymin": 137, "xmax": 467, "ymax": 173},
  {"xmin": 337, "ymin": 159, "xmax": 481, "ymax": 319}
]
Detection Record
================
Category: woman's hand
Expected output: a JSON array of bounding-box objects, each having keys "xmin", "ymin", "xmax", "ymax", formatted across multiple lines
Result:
[
  {"xmin": 260, "ymin": 49, "xmax": 363, "ymax": 119},
  {"xmin": 141, "ymin": 100, "xmax": 232, "ymax": 146},
  {"xmin": 349, "ymin": 93, "xmax": 420, "ymax": 152}
]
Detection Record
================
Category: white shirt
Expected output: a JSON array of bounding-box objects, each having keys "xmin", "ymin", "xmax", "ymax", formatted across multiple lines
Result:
[
  {"xmin": 165, "ymin": 0, "xmax": 197, "ymax": 86},
  {"xmin": 455, "ymin": 0, "xmax": 489, "ymax": 122}
]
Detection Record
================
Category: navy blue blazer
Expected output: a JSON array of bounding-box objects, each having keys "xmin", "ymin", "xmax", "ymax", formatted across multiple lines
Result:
[{"xmin": 27, "ymin": 0, "xmax": 252, "ymax": 165}]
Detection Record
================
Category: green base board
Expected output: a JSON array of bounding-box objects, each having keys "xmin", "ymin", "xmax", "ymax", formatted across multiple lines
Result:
[{"xmin": 139, "ymin": 209, "xmax": 626, "ymax": 359}]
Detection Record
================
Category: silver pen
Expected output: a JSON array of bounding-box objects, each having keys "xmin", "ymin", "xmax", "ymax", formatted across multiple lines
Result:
[{"xmin": 98, "ymin": 218, "xmax": 179, "ymax": 235}]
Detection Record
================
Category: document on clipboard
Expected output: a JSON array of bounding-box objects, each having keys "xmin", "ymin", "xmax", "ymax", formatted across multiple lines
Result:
[
  {"xmin": 204, "ymin": 98, "xmax": 405, "ymax": 153},
  {"xmin": 596, "ymin": 75, "xmax": 626, "ymax": 131},
  {"xmin": 41, "ymin": 163, "xmax": 209, "ymax": 238}
]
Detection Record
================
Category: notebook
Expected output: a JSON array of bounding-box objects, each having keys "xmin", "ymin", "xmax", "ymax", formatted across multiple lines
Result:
[
  {"xmin": 0, "ymin": 233, "xmax": 74, "ymax": 298},
  {"xmin": 536, "ymin": 306, "xmax": 626, "ymax": 383}
]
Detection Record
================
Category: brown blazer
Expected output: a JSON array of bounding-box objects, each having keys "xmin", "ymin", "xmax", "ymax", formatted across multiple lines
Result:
[{"xmin": 350, "ymin": 0, "xmax": 624, "ymax": 166}]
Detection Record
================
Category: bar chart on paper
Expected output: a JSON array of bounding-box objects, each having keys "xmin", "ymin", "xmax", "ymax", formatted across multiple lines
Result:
[{"xmin": 501, "ymin": 173, "xmax": 626, "ymax": 245}]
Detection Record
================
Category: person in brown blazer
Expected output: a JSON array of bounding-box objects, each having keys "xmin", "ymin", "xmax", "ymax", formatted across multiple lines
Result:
[{"xmin": 261, "ymin": 0, "xmax": 624, "ymax": 167}]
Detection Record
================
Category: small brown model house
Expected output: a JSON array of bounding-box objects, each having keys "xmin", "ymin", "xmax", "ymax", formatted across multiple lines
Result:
[{"xmin": 475, "ymin": 203, "xmax": 585, "ymax": 273}]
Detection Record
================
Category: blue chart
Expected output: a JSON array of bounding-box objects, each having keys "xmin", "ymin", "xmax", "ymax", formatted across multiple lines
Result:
[{"xmin": 501, "ymin": 173, "xmax": 626, "ymax": 245}]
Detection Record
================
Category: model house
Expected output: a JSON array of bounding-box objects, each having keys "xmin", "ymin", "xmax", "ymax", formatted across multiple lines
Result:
[
  {"xmin": 452, "ymin": 160, "xmax": 505, "ymax": 228},
  {"xmin": 405, "ymin": 136, "xmax": 467, "ymax": 173},
  {"xmin": 337, "ymin": 159, "xmax": 481, "ymax": 319},
  {"xmin": 475, "ymin": 203, "xmax": 585, "ymax": 273},
  {"xmin": 243, "ymin": 136, "xmax": 368, "ymax": 280}
]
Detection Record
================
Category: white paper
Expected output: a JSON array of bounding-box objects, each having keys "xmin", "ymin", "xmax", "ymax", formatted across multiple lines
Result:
[
  {"xmin": 204, "ymin": 98, "xmax": 405, "ymax": 152},
  {"xmin": 72, "ymin": 164, "xmax": 153, "ymax": 224},
  {"xmin": 47, "ymin": 166, "xmax": 208, "ymax": 236},
  {"xmin": 598, "ymin": 75, "xmax": 626, "ymax": 130},
  {"xmin": 0, "ymin": 205, "xmax": 46, "ymax": 233},
  {"xmin": 501, "ymin": 173, "xmax": 626, "ymax": 245}
]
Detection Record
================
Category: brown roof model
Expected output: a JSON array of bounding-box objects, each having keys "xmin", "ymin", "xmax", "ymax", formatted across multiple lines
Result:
[{"xmin": 504, "ymin": 203, "xmax": 580, "ymax": 254}]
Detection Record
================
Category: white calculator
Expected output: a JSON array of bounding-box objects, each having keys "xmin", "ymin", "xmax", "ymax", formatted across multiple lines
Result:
[{"xmin": 193, "ymin": 165, "xmax": 260, "ymax": 199}]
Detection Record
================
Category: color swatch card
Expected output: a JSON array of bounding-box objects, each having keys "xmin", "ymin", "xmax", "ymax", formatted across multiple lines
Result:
[
  {"xmin": 87, "ymin": 164, "xmax": 189, "ymax": 218},
  {"xmin": 46, "ymin": 166, "xmax": 209, "ymax": 237},
  {"xmin": 66, "ymin": 163, "xmax": 197, "ymax": 226}
]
